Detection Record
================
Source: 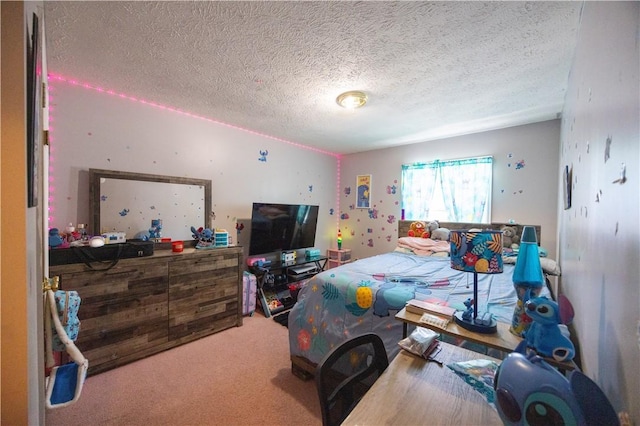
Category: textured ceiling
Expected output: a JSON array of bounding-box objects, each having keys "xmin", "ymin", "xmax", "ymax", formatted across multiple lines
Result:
[{"xmin": 44, "ymin": 1, "xmax": 583, "ymax": 155}]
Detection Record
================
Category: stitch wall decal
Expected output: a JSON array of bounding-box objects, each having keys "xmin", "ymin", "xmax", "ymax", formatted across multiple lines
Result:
[
  {"xmin": 258, "ymin": 149, "xmax": 268, "ymax": 162},
  {"xmin": 119, "ymin": 208, "xmax": 129, "ymax": 216},
  {"xmin": 387, "ymin": 215, "xmax": 396, "ymax": 224},
  {"xmin": 344, "ymin": 186, "xmax": 351, "ymax": 196},
  {"xmin": 349, "ymin": 204, "xmax": 355, "ymax": 210},
  {"xmin": 612, "ymin": 163, "xmax": 627, "ymax": 184},
  {"xmin": 368, "ymin": 208, "xmax": 378, "ymax": 219},
  {"xmin": 515, "ymin": 159, "xmax": 525, "ymax": 169},
  {"xmin": 386, "ymin": 185, "xmax": 397, "ymax": 194},
  {"xmin": 386, "ymin": 235, "xmax": 392, "ymax": 242},
  {"xmin": 340, "ymin": 213, "xmax": 349, "ymax": 220},
  {"xmin": 329, "ymin": 208, "xmax": 334, "ymax": 215},
  {"xmin": 308, "ymin": 185, "xmax": 313, "ymax": 192}
]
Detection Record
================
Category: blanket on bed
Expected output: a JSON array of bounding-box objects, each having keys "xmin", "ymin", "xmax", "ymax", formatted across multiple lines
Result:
[
  {"xmin": 396, "ymin": 236, "xmax": 451, "ymax": 256},
  {"xmin": 288, "ymin": 251, "xmax": 539, "ymax": 366}
]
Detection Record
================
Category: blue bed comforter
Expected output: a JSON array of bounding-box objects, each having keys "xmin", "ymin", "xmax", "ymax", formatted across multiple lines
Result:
[{"xmin": 288, "ymin": 251, "xmax": 532, "ymax": 365}]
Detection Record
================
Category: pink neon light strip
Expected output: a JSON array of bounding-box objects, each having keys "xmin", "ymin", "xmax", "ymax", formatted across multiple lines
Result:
[{"xmin": 48, "ymin": 74, "xmax": 340, "ymax": 158}]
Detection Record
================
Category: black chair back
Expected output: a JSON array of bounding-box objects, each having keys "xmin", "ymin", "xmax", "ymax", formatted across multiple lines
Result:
[{"xmin": 315, "ymin": 333, "xmax": 389, "ymax": 426}]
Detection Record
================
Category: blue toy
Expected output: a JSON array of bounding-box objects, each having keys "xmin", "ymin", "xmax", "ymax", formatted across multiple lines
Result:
[
  {"xmin": 149, "ymin": 219, "xmax": 162, "ymax": 240},
  {"xmin": 461, "ymin": 297, "xmax": 474, "ymax": 321},
  {"xmin": 494, "ymin": 352, "xmax": 618, "ymax": 426},
  {"xmin": 49, "ymin": 228, "xmax": 65, "ymax": 248},
  {"xmin": 521, "ymin": 295, "xmax": 575, "ymax": 362},
  {"xmin": 191, "ymin": 226, "xmax": 215, "ymax": 249}
]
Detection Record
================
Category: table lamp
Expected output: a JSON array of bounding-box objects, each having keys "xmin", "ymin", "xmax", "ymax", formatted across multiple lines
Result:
[
  {"xmin": 450, "ymin": 230, "xmax": 503, "ymax": 334},
  {"xmin": 509, "ymin": 225, "xmax": 545, "ymax": 337}
]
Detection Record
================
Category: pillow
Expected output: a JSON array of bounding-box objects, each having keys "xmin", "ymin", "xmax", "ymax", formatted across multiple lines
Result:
[{"xmin": 503, "ymin": 256, "xmax": 561, "ymax": 276}]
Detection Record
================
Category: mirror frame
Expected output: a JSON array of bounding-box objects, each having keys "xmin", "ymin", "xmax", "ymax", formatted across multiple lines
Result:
[{"xmin": 89, "ymin": 168, "xmax": 212, "ymax": 239}]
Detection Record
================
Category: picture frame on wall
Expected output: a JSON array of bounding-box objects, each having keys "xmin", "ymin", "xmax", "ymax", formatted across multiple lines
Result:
[
  {"xmin": 27, "ymin": 12, "xmax": 40, "ymax": 208},
  {"xmin": 356, "ymin": 174, "xmax": 372, "ymax": 209}
]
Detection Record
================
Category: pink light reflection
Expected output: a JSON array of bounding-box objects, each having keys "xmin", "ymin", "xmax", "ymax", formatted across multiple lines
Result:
[{"xmin": 47, "ymin": 73, "xmax": 340, "ymax": 158}]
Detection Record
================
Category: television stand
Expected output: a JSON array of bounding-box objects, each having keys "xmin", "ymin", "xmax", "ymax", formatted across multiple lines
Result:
[{"xmin": 250, "ymin": 256, "xmax": 327, "ymax": 318}]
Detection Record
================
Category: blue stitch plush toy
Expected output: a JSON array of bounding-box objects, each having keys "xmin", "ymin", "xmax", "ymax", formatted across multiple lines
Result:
[
  {"xmin": 522, "ymin": 296, "xmax": 575, "ymax": 362},
  {"xmin": 191, "ymin": 226, "xmax": 215, "ymax": 249}
]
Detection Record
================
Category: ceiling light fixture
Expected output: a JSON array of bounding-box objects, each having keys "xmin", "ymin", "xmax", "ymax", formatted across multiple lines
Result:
[{"xmin": 336, "ymin": 91, "xmax": 368, "ymax": 109}]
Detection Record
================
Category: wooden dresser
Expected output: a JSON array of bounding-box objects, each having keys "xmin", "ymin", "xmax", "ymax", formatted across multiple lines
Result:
[{"xmin": 50, "ymin": 246, "xmax": 243, "ymax": 375}]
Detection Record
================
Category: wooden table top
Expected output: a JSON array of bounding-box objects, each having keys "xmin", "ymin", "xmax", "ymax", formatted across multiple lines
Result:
[{"xmin": 342, "ymin": 342, "xmax": 502, "ymax": 426}]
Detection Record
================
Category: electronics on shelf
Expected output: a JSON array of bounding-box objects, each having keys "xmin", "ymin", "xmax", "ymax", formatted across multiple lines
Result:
[{"xmin": 248, "ymin": 202, "xmax": 319, "ymax": 256}]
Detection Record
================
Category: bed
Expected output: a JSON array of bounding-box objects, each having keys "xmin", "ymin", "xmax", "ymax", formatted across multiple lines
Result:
[{"xmin": 288, "ymin": 221, "xmax": 556, "ymax": 380}]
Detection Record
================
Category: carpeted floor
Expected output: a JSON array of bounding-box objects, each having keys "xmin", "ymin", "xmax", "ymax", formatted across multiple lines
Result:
[{"xmin": 45, "ymin": 312, "xmax": 321, "ymax": 426}]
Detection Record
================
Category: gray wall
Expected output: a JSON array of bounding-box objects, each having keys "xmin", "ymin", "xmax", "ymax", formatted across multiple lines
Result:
[
  {"xmin": 340, "ymin": 120, "xmax": 560, "ymax": 261},
  {"xmin": 559, "ymin": 2, "xmax": 639, "ymax": 420}
]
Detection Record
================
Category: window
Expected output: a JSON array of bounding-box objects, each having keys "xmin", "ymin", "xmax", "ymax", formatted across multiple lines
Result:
[{"xmin": 401, "ymin": 156, "xmax": 493, "ymax": 223}]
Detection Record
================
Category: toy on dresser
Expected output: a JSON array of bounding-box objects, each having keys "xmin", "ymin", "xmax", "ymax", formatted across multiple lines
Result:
[{"xmin": 519, "ymin": 295, "xmax": 575, "ymax": 362}]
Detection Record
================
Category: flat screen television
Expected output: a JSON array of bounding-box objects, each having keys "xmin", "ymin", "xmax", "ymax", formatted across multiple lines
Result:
[{"xmin": 248, "ymin": 202, "xmax": 319, "ymax": 256}]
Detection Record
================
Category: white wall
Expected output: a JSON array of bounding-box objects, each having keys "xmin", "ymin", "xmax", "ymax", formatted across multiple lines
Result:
[
  {"xmin": 559, "ymin": 2, "xmax": 639, "ymax": 421},
  {"xmin": 49, "ymin": 80, "xmax": 338, "ymax": 256},
  {"xmin": 340, "ymin": 120, "xmax": 560, "ymax": 260}
]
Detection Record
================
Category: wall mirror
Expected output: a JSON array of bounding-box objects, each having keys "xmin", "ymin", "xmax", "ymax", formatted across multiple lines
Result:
[{"xmin": 89, "ymin": 169, "xmax": 212, "ymax": 242}]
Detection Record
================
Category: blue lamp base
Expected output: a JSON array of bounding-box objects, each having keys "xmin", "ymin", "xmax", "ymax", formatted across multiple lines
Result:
[{"xmin": 454, "ymin": 310, "xmax": 497, "ymax": 334}]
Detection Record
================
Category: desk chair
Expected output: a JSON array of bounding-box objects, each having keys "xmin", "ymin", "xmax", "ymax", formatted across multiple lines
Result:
[{"xmin": 315, "ymin": 333, "xmax": 389, "ymax": 426}]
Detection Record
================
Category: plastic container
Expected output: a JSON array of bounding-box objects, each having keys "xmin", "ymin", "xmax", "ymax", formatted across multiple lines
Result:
[{"xmin": 172, "ymin": 241, "xmax": 184, "ymax": 253}]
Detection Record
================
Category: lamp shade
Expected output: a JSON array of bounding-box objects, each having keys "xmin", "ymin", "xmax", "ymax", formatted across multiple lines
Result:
[
  {"xmin": 512, "ymin": 225, "xmax": 544, "ymax": 287},
  {"xmin": 450, "ymin": 230, "xmax": 503, "ymax": 274}
]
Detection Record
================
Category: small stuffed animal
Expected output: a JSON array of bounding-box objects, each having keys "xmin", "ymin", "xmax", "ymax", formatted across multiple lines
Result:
[
  {"xmin": 431, "ymin": 227, "xmax": 450, "ymax": 241},
  {"xmin": 408, "ymin": 221, "xmax": 429, "ymax": 238},
  {"xmin": 48, "ymin": 228, "xmax": 65, "ymax": 248},
  {"xmin": 427, "ymin": 220, "xmax": 440, "ymax": 234},
  {"xmin": 522, "ymin": 296, "xmax": 575, "ymax": 362},
  {"xmin": 501, "ymin": 225, "xmax": 520, "ymax": 249}
]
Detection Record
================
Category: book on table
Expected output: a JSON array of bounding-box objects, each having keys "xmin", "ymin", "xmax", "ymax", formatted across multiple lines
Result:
[
  {"xmin": 405, "ymin": 299, "xmax": 456, "ymax": 329},
  {"xmin": 405, "ymin": 299, "xmax": 456, "ymax": 317}
]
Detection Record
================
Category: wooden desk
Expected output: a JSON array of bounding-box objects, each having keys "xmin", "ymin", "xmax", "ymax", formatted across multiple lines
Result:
[
  {"xmin": 395, "ymin": 307, "xmax": 575, "ymax": 371},
  {"xmin": 342, "ymin": 342, "xmax": 501, "ymax": 425}
]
